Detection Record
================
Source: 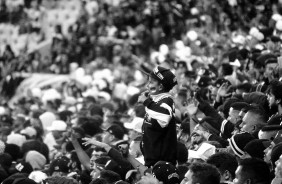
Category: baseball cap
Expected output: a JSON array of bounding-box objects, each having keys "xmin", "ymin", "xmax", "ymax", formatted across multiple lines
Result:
[
  {"xmin": 197, "ymin": 76, "xmax": 211, "ymax": 88},
  {"xmin": 20, "ymin": 127, "xmax": 37, "ymax": 138},
  {"xmin": 188, "ymin": 142, "xmax": 216, "ymax": 161},
  {"xmin": 228, "ymin": 132, "xmax": 255, "ymax": 158},
  {"xmin": 152, "ymin": 161, "xmax": 180, "ymax": 184},
  {"xmin": 47, "ymin": 120, "xmax": 67, "ymax": 131},
  {"xmin": 49, "ymin": 156, "xmax": 70, "ymax": 174},
  {"xmin": 213, "ymin": 78, "xmax": 231, "ymax": 88},
  {"xmin": 15, "ymin": 161, "xmax": 33, "ymax": 174},
  {"xmin": 142, "ymin": 66, "xmax": 177, "ymax": 91},
  {"xmin": 106, "ymin": 124, "xmax": 125, "ymax": 140}
]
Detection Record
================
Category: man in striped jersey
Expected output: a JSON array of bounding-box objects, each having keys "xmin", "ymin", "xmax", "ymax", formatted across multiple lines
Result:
[{"xmin": 138, "ymin": 66, "xmax": 178, "ymax": 167}]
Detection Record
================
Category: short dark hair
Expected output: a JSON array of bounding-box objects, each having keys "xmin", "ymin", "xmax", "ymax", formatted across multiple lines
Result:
[
  {"xmin": 89, "ymin": 178, "xmax": 107, "ymax": 184},
  {"xmin": 46, "ymin": 176, "xmax": 78, "ymax": 184},
  {"xmin": 267, "ymin": 80, "xmax": 282, "ymax": 105},
  {"xmin": 99, "ymin": 170, "xmax": 121, "ymax": 184},
  {"xmin": 247, "ymin": 108, "xmax": 267, "ymax": 123},
  {"xmin": 238, "ymin": 158, "xmax": 270, "ymax": 184},
  {"xmin": 189, "ymin": 162, "xmax": 220, "ymax": 184},
  {"xmin": 206, "ymin": 152, "xmax": 238, "ymax": 179}
]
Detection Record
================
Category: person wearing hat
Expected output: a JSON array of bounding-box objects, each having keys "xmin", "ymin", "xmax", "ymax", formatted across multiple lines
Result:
[
  {"xmin": 83, "ymin": 132, "xmax": 132, "ymax": 179},
  {"xmin": 243, "ymin": 139, "xmax": 270, "ymax": 160},
  {"xmin": 228, "ymin": 132, "xmax": 255, "ymax": 159},
  {"xmin": 49, "ymin": 156, "xmax": 71, "ymax": 177},
  {"xmin": 102, "ymin": 124, "xmax": 127, "ymax": 147},
  {"xmin": 137, "ymin": 65, "xmax": 178, "ymax": 167},
  {"xmin": 151, "ymin": 161, "xmax": 180, "ymax": 184},
  {"xmin": 44, "ymin": 120, "xmax": 68, "ymax": 151}
]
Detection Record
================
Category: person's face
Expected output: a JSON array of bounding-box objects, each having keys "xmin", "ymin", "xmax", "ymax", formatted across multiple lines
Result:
[
  {"xmin": 177, "ymin": 129, "xmax": 190, "ymax": 144},
  {"xmin": 240, "ymin": 112, "xmax": 257, "ymax": 133},
  {"xmin": 264, "ymin": 143, "xmax": 274, "ymax": 164},
  {"xmin": 146, "ymin": 77, "xmax": 162, "ymax": 95},
  {"xmin": 209, "ymin": 85, "xmax": 218, "ymax": 100},
  {"xmin": 267, "ymin": 92, "xmax": 277, "ymax": 109},
  {"xmin": 90, "ymin": 150, "xmax": 104, "ymax": 169},
  {"xmin": 265, "ymin": 63, "xmax": 277, "ymax": 77},
  {"xmin": 238, "ymin": 111, "xmax": 245, "ymax": 123},
  {"xmin": 90, "ymin": 163, "xmax": 102, "ymax": 179},
  {"xmin": 233, "ymin": 166, "xmax": 247, "ymax": 184},
  {"xmin": 181, "ymin": 170, "xmax": 193, "ymax": 184},
  {"xmin": 228, "ymin": 108, "xmax": 240, "ymax": 125},
  {"xmin": 275, "ymin": 155, "xmax": 282, "ymax": 178},
  {"xmin": 191, "ymin": 125, "xmax": 206, "ymax": 145},
  {"xmin": 102, "ymin": 131, "xmax": 113, "ymax": 144}
]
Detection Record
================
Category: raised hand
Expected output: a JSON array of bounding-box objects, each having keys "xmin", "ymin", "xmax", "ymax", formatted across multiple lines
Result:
[
  {"xmin": 186, "ymin": 97, "xmax": 199, "ymax": 116},
  {"xmin": 82, "ymin": 137, "xmax": 104, "ymax": 147},
  {"xmin": 217, "ymin": 82, "xmax": 232, "ymax": 97}
]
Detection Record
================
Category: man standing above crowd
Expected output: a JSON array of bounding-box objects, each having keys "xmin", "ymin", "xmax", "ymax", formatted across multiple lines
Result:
[{"xmin": 137, "ymin": 66, "xmax": 178, "ymax": 167}]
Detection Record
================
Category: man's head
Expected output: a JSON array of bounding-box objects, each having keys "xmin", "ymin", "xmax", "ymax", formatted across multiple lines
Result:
[
  {"xmin": 191, "ymin": 124, "xmax": 208, "ymax": 146},
  {"xmin": 90, "ymin": 147, "xmax": 107, "ymax": 170},
  {"xmin": 240, "ymin": 108, "xmax": 267, "ymax": 134},
  {"xmin": 181, "ymin": 162, "xmax": 220, "ymax": 184},
  {"xmin": 207, "ymin": 152, "xmax": 238, "ymax": 183},
  {"xmin": 233, "ymin": 158, "xmax": 270, "ymax": 184},
  {"xmin": 267, "ymin": 80, "xmax": 282, "ymax": 109},
  {"xmin": 275, "ymin": 154, "xmax": 282, "ymax": 178},
  {"xmin": 99, "ymin": 170, "xmax": 121, "ymax": 184},
  {"xmin": 263, "ymin": 141, "xmax": 276, "ymax": 164},
  {"xmin": 102, "ymin": 124, "xmax": 125, "ymax": 144},
  {"xmin": 264, "ymin": 58, "xmax": 278, "ymax": 78},
  {"xmin": 146, "ymin": 66, "xmax": 177, "ymax": 95},
  {"xmin": 152, "ymin": 161, "xmax": 180, "ymax": 184},
  {"xmin": 90, "ymin": 156, "xmax": 111, "ymax": 179},
  {"xmin": 228, "ymin": 132, "xmax": 255, "ymax": 158},
  {"xmin": 49, "ymin": 156, "xmax": 71, "ymax": 177},
  {"xmin": 228, "ymin": 102, "xmax": 250, "ymax": 125}
]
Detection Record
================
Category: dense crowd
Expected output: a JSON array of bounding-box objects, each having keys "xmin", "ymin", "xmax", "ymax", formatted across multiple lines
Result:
[{"xmin": 2, "ymin": 0, "xmax": 282, "ymax": 184}]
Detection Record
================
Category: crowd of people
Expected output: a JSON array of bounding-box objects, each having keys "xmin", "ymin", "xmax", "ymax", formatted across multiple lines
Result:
[{"xmin": 2, "ymin": 0, "xmax": 282, "ymax": 184}]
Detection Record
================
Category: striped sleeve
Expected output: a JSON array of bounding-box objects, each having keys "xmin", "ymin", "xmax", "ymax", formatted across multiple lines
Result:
[{"xmin": 143, "ymin": 98, "xmax": 173, "ymax": 127}]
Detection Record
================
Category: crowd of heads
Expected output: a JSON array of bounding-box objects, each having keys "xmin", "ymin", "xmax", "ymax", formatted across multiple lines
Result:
[{"xmin": 2, "ymin": 0, "xmax": 282, "ymax": 184}]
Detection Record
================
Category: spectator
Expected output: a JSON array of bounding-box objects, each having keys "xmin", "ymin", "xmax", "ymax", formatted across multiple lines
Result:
[
  {"xmin": 181, "ymin": 162, "xmax": 220, "ymax": 184},
  {"xmin": 207, "ymin": 152, "xmax": 238, "ymax": 184},
  {"xmin": 233, "ymin": 158, "xmax": 270, "ymax": 184},
  {"xmin": 137, "ymin": 66, "xmax": 178, "ymax": 167}
]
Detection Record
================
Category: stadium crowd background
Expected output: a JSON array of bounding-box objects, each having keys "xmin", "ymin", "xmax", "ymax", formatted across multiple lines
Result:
[{"xmin": 1, "ymin": 0, "xmax": 282, "ymax": 184}]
